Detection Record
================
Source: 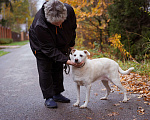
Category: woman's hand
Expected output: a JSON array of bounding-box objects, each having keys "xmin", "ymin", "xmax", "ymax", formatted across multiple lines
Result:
[
  {"xmin": 66, "ymin": 60, "xmax": 84, "ymax": 67},
  {"xmin": 66, "ymin": 60, "xmax": 75, "ymax": 65}
]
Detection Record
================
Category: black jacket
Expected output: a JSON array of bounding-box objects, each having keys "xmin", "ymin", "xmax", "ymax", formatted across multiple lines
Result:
[{"xmin": 29, "ymin": 3, "xmax": 77, "ymax": 63}]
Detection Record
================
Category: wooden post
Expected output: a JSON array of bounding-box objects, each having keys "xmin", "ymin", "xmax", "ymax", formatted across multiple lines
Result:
[
  {"xmin": 21, "ymin": 32, "xmax": 24, "ymax": 41},
  {"xmin": 8, "ymin": 28, "xmax": 12, "ymax": 39},
  {"xmin": 10, "ymin": 29, "xmax": 11, "ymax": 39},
  {"xmin": 4, "ymin": 27, "xmax": 6, "ymax": 38},
  {"xmin": 0, "ymin": 26, "xmax": 1, "ymax": 38},
  {"xmin": 6, "ymin": 28, "xmax": 8, "ymax": 38},
  {"xmin": 2, "ymin": 27, "xmax": 4, "ymax": 38}
]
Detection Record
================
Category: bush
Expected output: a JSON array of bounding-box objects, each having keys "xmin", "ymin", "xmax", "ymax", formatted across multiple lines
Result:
[{"xmin": 0, "ymin": 38, "xmax": 13, "ymax": 44}]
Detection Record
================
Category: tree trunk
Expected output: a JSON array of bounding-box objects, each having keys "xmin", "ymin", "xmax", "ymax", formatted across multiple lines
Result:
[{"xmin": 99, "ymin": 29, "xmax": 103, "ymax": 51}]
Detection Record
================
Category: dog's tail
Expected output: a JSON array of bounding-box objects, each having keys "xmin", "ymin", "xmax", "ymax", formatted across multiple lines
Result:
[{"xmin": 118, "ymin": 67, "xmax": 134, "ymax": 75}]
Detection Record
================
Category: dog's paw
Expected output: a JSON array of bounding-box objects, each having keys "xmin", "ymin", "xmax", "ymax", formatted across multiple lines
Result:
[
  {"xmin": 80, "ymin": 104, "xmax": 87, "ymax": 109},
  {"xmin": 100, "ymin": 97, "xmax": 108, "ymax": 100},
  {"xmin": 73, "ymin": 102, "xmax": 79, "ymax": 107},
  {"xmin": 122, "ymin": 99, "xmax": 127, "ymax": 103}
]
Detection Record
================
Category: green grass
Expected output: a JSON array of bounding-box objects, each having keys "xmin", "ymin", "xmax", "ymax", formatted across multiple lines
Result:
[
  {"xmin": 116, "ymin": 59, "xmax": 150, "ymax": 77},
  {"xmin": 0, "ymin": 51, "xmax": 10, "ymax": 57},
  {"xmin": 1, "ymin": 40, "xmax": 29, "ymax": 46}
]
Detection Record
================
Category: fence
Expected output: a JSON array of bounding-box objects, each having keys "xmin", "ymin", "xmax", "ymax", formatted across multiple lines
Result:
[
  {"xmin": 0, "ymin": 25, "xmax": 29, "ymax": 41},
  {"xmin": 0, "ymin": 26, "xmax": 11, "ymax": 39}
]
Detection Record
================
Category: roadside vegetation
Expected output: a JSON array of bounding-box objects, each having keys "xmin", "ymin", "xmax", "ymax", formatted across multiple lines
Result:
[
  {"xmin": 0, "ymin": 51, "xmax": 9, "ymax": 57},
  {"xmin": 1, "ymin": 40, "xmax": 29, "ymax": 46},
  {"xmin": 0, "ymin": 40, "xmax": 29, "ymax": 57}
]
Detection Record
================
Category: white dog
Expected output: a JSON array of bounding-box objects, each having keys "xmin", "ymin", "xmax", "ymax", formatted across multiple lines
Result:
[{"xmin": 70, "ymin": 49, "xmax": 134, "ymax": 108}]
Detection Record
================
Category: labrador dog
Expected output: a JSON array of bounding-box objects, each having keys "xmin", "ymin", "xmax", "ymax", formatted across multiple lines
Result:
[{"xmin": 70, "ymin": 49, "xmax": 134, "ymax": 108}]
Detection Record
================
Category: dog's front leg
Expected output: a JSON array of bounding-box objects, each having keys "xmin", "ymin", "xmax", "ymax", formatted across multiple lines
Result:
[
  {"xmin": 73, "ymin": 83, "xmax": 80, "ymax": 107},
  {"xmin": 80, "ymin": 84, "xmax": 91, "ymax": 108}
]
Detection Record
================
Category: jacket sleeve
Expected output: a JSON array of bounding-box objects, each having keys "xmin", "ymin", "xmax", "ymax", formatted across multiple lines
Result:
[
  {"xmin": 69, "ymin": 6, "xmax": 77, "ymax": 47},
  {"xmin": 35, "ymin": 25, "xmax": 68, "ymax": 63}
]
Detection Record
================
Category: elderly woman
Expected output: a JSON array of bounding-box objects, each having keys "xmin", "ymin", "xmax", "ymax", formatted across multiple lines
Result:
[{"xmin": 29, "ymin": 0, "xmax": 82, "ymax": 108}]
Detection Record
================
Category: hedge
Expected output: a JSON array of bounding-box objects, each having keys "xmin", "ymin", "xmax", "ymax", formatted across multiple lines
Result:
[{"xmin": 0, "ymin": 38, "xmax": 13, "ymax": 44}]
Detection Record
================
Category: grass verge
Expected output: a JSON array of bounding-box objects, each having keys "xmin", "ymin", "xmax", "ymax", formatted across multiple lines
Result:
[
  {"xmin": 0, "ymin": 40, "xmax": 29, "ymax": 57},
  {"xmin": 0, "ymin": 40, "xmax": 29, "ymax": 46},
  {"xmin": 0, "ymin": 51, "xmax": 10, "ymax": 57}
]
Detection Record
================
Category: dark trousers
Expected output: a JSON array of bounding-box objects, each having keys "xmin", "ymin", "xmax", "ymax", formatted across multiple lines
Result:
[{"xmin": 35, "ymin": 52, "xmax": 64, "ymax": 99}]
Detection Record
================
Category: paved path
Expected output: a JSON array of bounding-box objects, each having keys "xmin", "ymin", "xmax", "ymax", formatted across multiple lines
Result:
[{"xmin": 0, "ymin": 44, "xmax": 149, "ymax": 120}]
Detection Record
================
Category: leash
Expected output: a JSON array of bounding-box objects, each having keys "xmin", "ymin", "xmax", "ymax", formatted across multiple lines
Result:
[
  {"xmin": 64, "ymin": 64, "xmax": 70, "ymax": 75},
  {"xmin": 64, "ymin": 48, "xmax": 71, "ymax": 75}
]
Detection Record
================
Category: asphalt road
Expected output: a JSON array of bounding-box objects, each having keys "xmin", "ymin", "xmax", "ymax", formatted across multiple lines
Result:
[{"xmin": 0, "ymin": 44, "xmax": 149, "ymax": 120}]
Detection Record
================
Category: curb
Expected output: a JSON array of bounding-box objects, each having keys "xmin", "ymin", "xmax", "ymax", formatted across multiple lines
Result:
[{"xmin": 0, "ymin": 45, "xmax": 20, "ymax": 49}]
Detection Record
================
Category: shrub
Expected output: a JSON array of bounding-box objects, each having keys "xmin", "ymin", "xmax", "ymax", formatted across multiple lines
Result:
[{"xmin": 0, "ymin": 38, "xmax": 13, "ymax": 44}]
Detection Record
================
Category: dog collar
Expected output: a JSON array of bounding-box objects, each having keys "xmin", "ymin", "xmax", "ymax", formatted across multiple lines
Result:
[{"xmin": 76, "ymin": 62, "xmax": 85, "ymax": 68}]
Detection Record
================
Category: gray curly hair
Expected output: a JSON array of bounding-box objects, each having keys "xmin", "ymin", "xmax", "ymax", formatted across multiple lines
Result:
[{"xmin": 44, "ymin": 0, "xmax": 67, "ymax": 23}]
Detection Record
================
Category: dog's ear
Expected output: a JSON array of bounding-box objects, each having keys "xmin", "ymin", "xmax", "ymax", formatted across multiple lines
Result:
[
  {"xmin": 83, "ymin": 50, "xmax": 90, "ymax": 56},
  {"xmin": 71, "ymin": 49, "xmax": 76, "ymax": 54}
]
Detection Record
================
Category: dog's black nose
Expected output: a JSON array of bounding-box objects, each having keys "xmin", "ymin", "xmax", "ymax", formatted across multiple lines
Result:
[{"xmin": 75, "ymin": 59, "xmax": 78, "ymax": 63}]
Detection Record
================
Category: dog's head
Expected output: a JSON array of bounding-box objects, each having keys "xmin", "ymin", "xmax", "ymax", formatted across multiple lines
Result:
[{"xmin": 70, "ymin": 49, "xmax": 90, "ymax": 63}]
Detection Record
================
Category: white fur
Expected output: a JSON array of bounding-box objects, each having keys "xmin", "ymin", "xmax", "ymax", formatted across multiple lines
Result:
[{"xmin": 70, "ymin": 49, "xmax": 134, "ymax": 108}]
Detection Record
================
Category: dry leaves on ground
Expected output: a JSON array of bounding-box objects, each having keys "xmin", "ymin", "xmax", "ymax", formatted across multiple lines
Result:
[
  {"xmin": 137, "ymin": 106, "xmax": 145, "ymax": 115},
  {"xmin": 113, "ymin": 73, "xmax": 150, "ymax": 103}
]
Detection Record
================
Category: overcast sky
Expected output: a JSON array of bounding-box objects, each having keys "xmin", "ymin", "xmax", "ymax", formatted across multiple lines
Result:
[{"xmin": 37, "ymin": 0, "xmax": 45, "ymax": 10}]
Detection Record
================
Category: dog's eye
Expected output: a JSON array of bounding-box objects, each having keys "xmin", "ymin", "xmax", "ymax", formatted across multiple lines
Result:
[
  {"xmin": 74, "ymin": 54, "xmax": 76, "ymax": 56},
  {"xmin": 80, "ymin": 55, "xmax": 83, "ymax": 57}
]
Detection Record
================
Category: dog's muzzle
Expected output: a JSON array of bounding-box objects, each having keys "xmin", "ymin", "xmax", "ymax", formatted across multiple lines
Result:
[{"xmin": 75, "ymin": 59, "xmax": 79, "ymax": 63}]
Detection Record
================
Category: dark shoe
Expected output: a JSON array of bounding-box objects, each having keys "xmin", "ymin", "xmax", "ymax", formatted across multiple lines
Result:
[
  {"xmin": 53, "ymin": 94, "xmax": 70, "ymax": 103},
  {"xmin": 45, "ymin": 98, "xmax": 57, "ymax": 108}
]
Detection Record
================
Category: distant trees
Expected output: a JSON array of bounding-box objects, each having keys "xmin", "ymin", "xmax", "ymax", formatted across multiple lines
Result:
[
  {"xmin": 62, "ymin": 0, "xmax": 150, "ymax": 61},
  {"xmin": 0, "ymin": 0, "xmax": 37, "ymax": 32},
  {"xmin": 61, "ymin": 0, "xmax": 112, "ymax": 51},
  {"xmin": 0, "ymin": 0, "xmax": 13, "ymax": 12},
  {"xmin": 108, "ymin": 0, "xmax": 150, "ymax": 60}
]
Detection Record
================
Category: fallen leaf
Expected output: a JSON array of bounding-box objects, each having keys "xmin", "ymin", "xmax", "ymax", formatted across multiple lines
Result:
[
  {"xmin": 87, "ymin": 117, "xmax": 92, "ymax": 119},
  {"xmin": 94, "ymin": 93, "xmax": 98, "ymax": 96},
  {"xmin": 119, "ymin": 107, "xmax": 123, "ymax": 110},
  {"xmin": 137, "ymin": 107, "xmax": 145, "ymax": 115},
  {"xmin": 114, "ymin": 103, "xmax": 120, "ymax": 106},
  {"xmin": 108, "ymin": 112, "xmax": 119, "ymax": 116},
  {"xmin": 102, "ymin": 88, "xmax": 106, "ymax": 91}
]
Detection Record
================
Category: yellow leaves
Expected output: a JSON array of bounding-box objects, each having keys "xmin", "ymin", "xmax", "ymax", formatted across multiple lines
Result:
[
  {"xmin": 109, "ymin": 34, "xmax": 122, "ymax": 49},
  {"xmin": 63, "ymin": 0, "xmax": 108, "ymax": 22},
  {"xmin": 109, "ymin": 34, "xmax": 134, "ymax": 60},
  {"xmin": 64, "ymin": 0, "xmax": 110, "ymax": 48}
]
